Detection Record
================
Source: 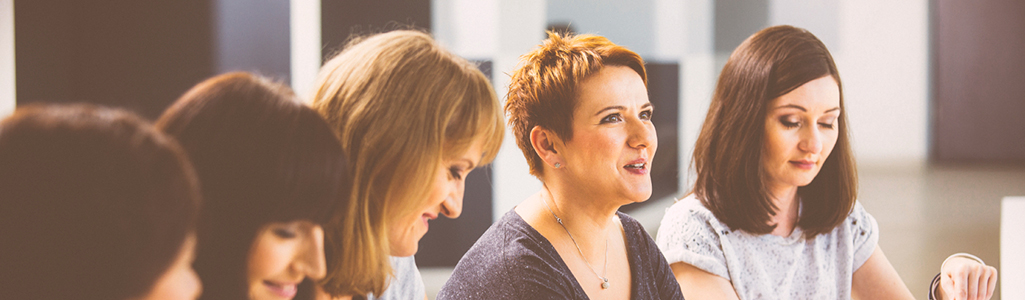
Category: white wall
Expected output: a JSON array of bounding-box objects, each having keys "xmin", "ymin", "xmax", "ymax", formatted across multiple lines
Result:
[
  {"xmin": 767, "ymin": 0, "xmax": 930, "ymax": 166},
  {"xmin": 290, "ymin": 0, "xmax": 320, "ymax": 95},
  {"xmin": 835, "ymin": 0, "xmax": 929, "ymax": 166},
  {"xmin": 547, "ymin": 0, "xmax": 656, "ymax": 58},
  {"xmin": 1, "ymin": 0, "xmax": 14, "ymax": 118}
]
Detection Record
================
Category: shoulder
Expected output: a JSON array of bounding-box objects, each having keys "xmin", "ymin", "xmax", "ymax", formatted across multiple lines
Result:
[
  {"xmin": 366, "ymin": 256, "xmax": 425, "ymax": 300},
  {"xmin": 658, "ymin": 195, "xmax": 727, "ymax": 240},
  {"xmin": 842, "ymin": 201, "xmax": 879, "ymax": 270},
  {"xmin": 439, "ymin": 210, "xmax": 576, "ymax": 299},
  {"xmin": 655, "ymin": 195, "xmax": 732, "ymax": 279}
]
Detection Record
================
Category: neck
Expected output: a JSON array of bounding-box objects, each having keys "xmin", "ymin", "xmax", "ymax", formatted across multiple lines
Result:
[
  {"xmin": 541, "ymin": 183, "xmax": 619, "ymax": 235},
  {"xmin": 768, "ymin": 184, "xmax": 800, "ymax": 237}
]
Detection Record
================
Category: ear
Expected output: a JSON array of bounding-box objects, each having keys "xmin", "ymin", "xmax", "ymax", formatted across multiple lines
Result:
[{"xmin": 529, "ymin": 126, "xmax": 564, "ymax": 168}]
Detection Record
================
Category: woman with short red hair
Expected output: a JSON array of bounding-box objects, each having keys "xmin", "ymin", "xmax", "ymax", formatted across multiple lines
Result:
[{"xmin": 439, "ymin": 32, "xmax": 683, "ymax": 300}]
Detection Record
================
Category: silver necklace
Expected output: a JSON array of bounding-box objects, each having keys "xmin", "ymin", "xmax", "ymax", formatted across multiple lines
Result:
[{"xmin": 541, "ymin": 194, "xmax": 610, "ymax": 289}]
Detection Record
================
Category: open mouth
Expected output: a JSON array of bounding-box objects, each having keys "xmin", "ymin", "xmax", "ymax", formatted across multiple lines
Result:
[{"xmin": 624, "ymin": 161, "xmax": 648, "ymax": 174}]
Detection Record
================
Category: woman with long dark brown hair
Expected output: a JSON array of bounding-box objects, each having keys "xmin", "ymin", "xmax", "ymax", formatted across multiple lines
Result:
[{"xmin": 656, "ymin": 25, "xmax": 997, "ymax": 300}]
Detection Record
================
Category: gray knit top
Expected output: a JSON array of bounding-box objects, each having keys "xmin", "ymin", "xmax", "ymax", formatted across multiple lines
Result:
[
  {"xmin": 439, "ymin": 209, "xmax": 684, "ymax": 300},
  {"xmin": 656, "ymin": 195, "xmax": 879, "ymax": 300}
]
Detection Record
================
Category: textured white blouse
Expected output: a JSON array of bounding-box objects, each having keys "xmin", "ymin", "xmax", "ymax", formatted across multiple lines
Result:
[{"xmin": 656, "ymin": 195, "xmax": 878, "ymax": 300}]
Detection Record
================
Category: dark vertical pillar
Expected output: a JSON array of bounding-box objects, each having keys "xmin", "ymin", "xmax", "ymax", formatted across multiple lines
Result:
[
  {"xmin": 320, "ymin": 0, "xmax": 432, "ymax": 55},
  {"xmin": 15, "ymin": 0, "xmax": 214, "ymax": 119},
  {"xmin": 933, "ymin": 0, "xmax": 1025, "ymax": 163}
]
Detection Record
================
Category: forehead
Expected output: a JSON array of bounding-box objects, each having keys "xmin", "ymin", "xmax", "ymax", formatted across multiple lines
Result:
[
  {"xmin": 771, "ymin": 76, "xmax": 840, "ymax": 111},
  {"xmin": 573, "ymin": 66, "xmax": 649, "ymax": 112}
]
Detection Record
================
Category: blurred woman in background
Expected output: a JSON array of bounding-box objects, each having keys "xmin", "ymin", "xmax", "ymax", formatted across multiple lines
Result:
[
  {"xmin": 308, "ymin": 30, "xmax": 504, "ymax": 300},
  {"xmin": 0, "ymin": 104, "xmax": 202, "ymax": 300},
  {"xmin": 157, "ymin": 72, "xmax": 349, "ymax": 300}
]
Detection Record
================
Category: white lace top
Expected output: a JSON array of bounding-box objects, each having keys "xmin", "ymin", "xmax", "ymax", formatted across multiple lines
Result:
[{"xmin": 655, "ymin": 195, "xmax": 878, "ymax": 300}]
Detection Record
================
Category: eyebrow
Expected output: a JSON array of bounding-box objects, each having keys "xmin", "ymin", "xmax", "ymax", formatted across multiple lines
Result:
[
  {"xmin": 593, "ymin": 103, "xmax": 654, "ymax": 117},
  {"xmin": 774, "ymin": 104, "xmax": 840, "ymax": 113}
]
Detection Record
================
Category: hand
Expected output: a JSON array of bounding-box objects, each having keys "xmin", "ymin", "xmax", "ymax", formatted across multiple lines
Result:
[{"xmin": 937, "ymin": 257, "xmax": 998, "ymax": 300}]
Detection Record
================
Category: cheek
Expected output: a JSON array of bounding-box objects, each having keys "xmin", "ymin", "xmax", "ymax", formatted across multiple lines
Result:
[
  {"xmin": 247, "ymin": 238, "xmax": 291, "ymax": 280},
  {"xmin": 762, "ymin": 127, "xmax": 791, "ymax": 163}
]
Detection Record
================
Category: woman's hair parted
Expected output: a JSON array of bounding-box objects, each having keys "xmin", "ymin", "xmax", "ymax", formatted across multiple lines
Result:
[
  {"xmin": 309, "ymin": 30, "xmax": 504, "ymax": 297},
  {"xmin": 0, "ymin": 104, "xmax": 200, "ymax": 300},
  {"xmin": 692, "ymin": 25, "xmax": 857, "ymax": 237},
  {"xmin": 506, "ymin": 31, "xmax": 646, "ymax": 178},
  {"xmin": 156, "ymin": 72, "xmax": 349, "ymax": 300}
]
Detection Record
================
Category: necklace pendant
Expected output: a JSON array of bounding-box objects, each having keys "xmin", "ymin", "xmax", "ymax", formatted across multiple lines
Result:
[{"xmin": 601, "ymin": 278, "xmax": 609, "ymax": 289}]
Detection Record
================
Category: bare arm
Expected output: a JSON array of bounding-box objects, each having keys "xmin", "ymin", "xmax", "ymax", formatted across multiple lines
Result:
[
  {"xmin": 851, "ymin": 246, "xmax": 915, "ymax": 300},
  {"xmin": 670, "ymin": 262, "xmax": 741, "ymax": 300}
]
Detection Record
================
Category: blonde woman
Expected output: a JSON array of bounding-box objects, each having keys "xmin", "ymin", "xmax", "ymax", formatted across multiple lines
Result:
[{"xmin": 309, "ymin": 30, "xmax": 504, "ymax": 300}]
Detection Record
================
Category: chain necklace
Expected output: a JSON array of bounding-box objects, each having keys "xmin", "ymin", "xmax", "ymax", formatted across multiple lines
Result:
[{"xmin": 541, "ymin": 194, "xmax": 610, "ymax": 289}]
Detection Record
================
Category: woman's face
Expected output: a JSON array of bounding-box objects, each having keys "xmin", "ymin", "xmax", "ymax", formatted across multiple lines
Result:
[
  {"xmin": 558, "ymin": 65, "xmax": 657, "ymax": 203},
  {"xmin": 247, "ymin": 221, "xmax": 326, "ymax": 300},
  {"xmin": 388, "ymin": 141, "xmax": 484, "ymax": 257},
  {"xmin": 141, "ymin": 234, "xmax": 201, "ymax": 300},
  {"xmin": 762, "ymin": 75, "xmax": 841, "ymax": 191}
]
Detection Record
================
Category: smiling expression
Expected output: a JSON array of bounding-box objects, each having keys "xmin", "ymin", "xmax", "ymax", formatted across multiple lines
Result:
[
  {"xmin": 247, "ymin": 221, "xmax": 325, "ymax": 300},
  {"xmin": 388, "ymin": 141, "xmax": 484, "ymax": 257},
  {"xmin": 762, "ymin": 75, "xmax": 841, "ymax": 191},
  {"xmin": 556, "ymin": 65, "xmax": 657, "ymax": 204}
]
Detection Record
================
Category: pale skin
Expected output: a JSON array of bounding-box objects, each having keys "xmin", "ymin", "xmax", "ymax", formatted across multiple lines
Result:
[
  {"xmin": 516, "ymin": 65, "xmax": 657, "ymax": 300},
  {"xmin": 673, "ymin": 76, "xmax": 997, "ymax": 300}
]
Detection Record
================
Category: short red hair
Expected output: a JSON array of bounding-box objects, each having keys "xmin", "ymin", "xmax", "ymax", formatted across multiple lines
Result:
[{"xmin": 505, "ymin": 32, "xmax": 646, "ymax": 178}]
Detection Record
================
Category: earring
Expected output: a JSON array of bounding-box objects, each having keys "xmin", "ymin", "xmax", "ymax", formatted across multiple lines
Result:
[{"xmin": 554, "ymin": 163, "xmax": 561, "ymax": 168}]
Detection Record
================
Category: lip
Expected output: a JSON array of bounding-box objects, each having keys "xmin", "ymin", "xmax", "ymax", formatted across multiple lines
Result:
[
  {"xmin": 789, "ymin": 159, "xmax": 816, "ymax": 170},
  {"xmin": 421, "ymin": 213, "xmax": 437, "ymax": 230},
  {"xmin": 263, "ymin": 280, "xmax": 299, "ymax": 299},
  {"xmin": 623, "ymin": 158, "xmax": 649, "ymax": 175}
]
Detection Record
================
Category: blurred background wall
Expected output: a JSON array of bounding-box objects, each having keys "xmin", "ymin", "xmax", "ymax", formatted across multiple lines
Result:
[{"xmin": 3, "ymin": 0, "xmax": 1023, "ymax": 298}]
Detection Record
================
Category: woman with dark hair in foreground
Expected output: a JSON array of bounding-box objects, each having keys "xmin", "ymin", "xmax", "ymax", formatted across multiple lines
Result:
[
  {"xmin": 157, "ymin": 72, "xmax": 349, "ymax": 300},
  {"xmin": 0, "ymin": 104, "xmax": 202, "ymax": 300},
  {"xmin": 656, "ymin": 25, "xmax": 997, "ymax": 300}
]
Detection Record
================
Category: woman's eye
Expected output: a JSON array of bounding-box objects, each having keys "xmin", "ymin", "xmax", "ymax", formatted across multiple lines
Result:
[
  {"xmin": 779, "ymin": 117, "xmax": 801, "ymax": 129},
  {"xmin": 600, "ymin": 114, "xmax": 623, "ymax": 124},
  {"xmin": 272, "ymin": 228, "xmax": 297, "ymax": 239},
  {"xmin": 639, "ymin": 110, "xmax": 652, "ymax": 121},
  {"xmin": 818, "ymin": 122, "xmax": 835, "ymax": 129},
  {"xmin": 449, "ymin": 167, "xmax": 463, "ymax": 180}
]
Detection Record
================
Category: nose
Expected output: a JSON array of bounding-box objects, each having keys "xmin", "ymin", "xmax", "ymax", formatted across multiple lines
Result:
[
  {"xmin": 799, "ymin": 126, "xmax": 824, "ymax": 154},
  {"xmin": 628, "ymin": 118, "xmax": 657, "ymax": 151},
  {"xmin": 440, "ymin": 189, "xmax": 464, "ymax": 219},
  {"xmin": 295, "ymin": 225, "xmax": 327, "ymax": 279}
]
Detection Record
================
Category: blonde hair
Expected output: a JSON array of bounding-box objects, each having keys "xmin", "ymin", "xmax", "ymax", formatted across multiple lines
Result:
[{"xmin": 309, "ymin": 30, "xmax": 504, "ymax": 297}]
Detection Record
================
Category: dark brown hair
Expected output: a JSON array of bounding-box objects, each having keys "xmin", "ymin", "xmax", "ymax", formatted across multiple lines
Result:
[
  {"xmin": 0, "ymin": 104, "xmax": 201, "ymax": 299},
  {"xmin": 692, "ymin": 25, "xmax": 857, "ymax": 236},
  {"xmin": 157, "ymin": 72, "xmax": 349, "ymax": 300},
  {"xmin": 506, "ymin": 31, "xmax": 647, "ymax": 178}
]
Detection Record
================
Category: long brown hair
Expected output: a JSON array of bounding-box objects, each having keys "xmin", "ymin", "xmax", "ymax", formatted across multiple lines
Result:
[
  {"xmin": 310, "ymin": 30, "xmax": 504, "ymax": 297},
  {"xmin": 692, "ymin": 25, "xmax": 857, "ymax": 236}
]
